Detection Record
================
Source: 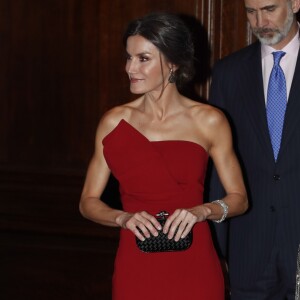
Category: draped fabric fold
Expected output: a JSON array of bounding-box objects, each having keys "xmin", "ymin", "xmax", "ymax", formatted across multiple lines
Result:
[{"xmin": 103, "ymin": 119, "xmax": 207, "ymax": 214}]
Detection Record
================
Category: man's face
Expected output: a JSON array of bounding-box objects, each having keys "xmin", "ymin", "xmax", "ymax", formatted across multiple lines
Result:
[{"xmin": 244, "ymin": 0, "xmax": 297, "ymax": 48}]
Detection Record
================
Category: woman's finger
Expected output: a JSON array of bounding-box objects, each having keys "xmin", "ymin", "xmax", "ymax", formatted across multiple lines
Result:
[
  {"xmin": 163, "ymin": 209, "xmax": 180, "ymax": 234},
  {"xmin": 126, "ymin": 211, "xmax": 161, "ymax": 239}
]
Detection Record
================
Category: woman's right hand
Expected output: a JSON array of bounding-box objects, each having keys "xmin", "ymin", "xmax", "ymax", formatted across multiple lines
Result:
[{"xmin": 116, "ymin": 211, "xmax": 162, "ymax": 241}]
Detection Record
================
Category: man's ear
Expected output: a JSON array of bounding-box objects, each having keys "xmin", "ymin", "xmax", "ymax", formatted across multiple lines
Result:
[{"xmin": 292, "ymin": 0, "xmax": 300, "ymax": 13}]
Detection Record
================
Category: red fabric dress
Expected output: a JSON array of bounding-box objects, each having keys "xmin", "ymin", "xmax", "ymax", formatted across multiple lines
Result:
[{"xmin": 102, "ymin": 119, "xmax": 224, "ymax": 300}]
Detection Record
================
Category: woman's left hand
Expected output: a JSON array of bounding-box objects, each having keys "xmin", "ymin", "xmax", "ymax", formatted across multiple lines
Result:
[{"xmin": 163, "ymin": 206, "xmax": 211, "ymax": 241}]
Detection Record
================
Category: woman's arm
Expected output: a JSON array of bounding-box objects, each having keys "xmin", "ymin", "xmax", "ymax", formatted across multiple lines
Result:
[
  {"xmin": 79, "ymin": 112, "xmax": 162, "ymax": 240},
  {"xmin": 79, "ymin": 115, "xmax": 125, "ymax": 227},
  {"xmin": 203, "ymin": 107, "xmax": 248, "ymax": 220},
  {"xmin": 164, "ymin": 105, "xmax": 248, "ymax": 241}
]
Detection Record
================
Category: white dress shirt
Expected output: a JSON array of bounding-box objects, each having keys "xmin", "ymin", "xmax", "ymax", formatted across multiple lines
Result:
[{"xmin": 261, "ymin": 27, "xmax": 300, "ymax": 103}]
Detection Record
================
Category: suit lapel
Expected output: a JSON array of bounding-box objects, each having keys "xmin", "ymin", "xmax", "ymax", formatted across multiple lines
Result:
[
  {"xmin": 279, "ymin": 49, "xmax": 300, "ymax": 160},
  {"xmin": 238, "ymin": 43, "xmax": 274, "ymax": 162}
]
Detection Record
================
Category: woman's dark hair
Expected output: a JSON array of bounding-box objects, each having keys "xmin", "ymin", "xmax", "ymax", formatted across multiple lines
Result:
[{"xmin": 123, "ymin": 12, "xmax": 195, "ymax": 88}]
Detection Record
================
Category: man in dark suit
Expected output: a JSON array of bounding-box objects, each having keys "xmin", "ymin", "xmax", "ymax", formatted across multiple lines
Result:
[{"xmin": 209, "ymin": 0, "xmax": 300, "ymax": 299}]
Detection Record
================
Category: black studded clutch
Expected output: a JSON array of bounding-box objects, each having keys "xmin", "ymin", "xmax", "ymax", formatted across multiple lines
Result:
[{"xmin": 136, "ymin": 211, "xmax": 193, "ymax": 253}]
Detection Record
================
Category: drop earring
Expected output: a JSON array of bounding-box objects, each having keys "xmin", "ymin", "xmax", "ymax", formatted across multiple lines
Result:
[{"xmin": 168, "ymin": 69, "xmax": 176, "ymax": 83}]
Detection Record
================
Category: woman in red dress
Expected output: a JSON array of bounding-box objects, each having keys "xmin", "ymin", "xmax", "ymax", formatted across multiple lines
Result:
[{"xmin": 79, "ymin": 12, "xmax": 248, "ymax": 300}]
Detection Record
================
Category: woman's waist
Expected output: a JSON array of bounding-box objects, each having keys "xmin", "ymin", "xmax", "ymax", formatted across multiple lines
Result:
[{"xmin": 121, "ymin": 191, "xmax": 203, "ymax": 214}]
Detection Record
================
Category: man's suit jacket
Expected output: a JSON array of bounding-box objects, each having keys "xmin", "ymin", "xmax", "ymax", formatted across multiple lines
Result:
[{"xmin": 209, "ymin": 41, "xmax": 300, "ymax": 288}]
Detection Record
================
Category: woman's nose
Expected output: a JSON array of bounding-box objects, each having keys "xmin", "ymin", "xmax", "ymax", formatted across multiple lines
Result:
[{"xmin": 126, "ymin": 59, "xmax": 138, "ymax": 74}]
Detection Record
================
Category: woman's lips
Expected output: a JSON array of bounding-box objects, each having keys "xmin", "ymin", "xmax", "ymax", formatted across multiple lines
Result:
[{"xmin": 130, "ymin": 77, "xmax": 143, "ymax": 83}]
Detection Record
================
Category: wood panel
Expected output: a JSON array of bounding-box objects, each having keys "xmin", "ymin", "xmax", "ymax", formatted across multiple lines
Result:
[
  {"xmin": 0, "ymin": 1, "xmax": 251, "ymax": 299},
  {"xmin": 0, "ymin": 231, "xmax": 118, "ymax": 300},
  {"xmin": 1, "ymin": 0, "xmax": 249, "ymax": 171}
]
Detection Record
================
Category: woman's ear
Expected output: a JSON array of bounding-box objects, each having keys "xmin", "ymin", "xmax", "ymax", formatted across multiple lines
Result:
[
  {"xmin": 168, "ymin": 65, "xmax": 177, "ymax": 83},
  {"xmin": 168, "ymin": 63, "xmax": 178, "ymax": 71}
]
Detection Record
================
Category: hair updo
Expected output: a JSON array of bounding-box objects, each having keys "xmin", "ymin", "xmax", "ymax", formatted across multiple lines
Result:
[{"xmin": 123, "ymin": 12, "xmax": 195, "ymax": 88}]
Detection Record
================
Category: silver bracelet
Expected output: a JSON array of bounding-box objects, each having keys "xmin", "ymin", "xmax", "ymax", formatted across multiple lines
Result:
[{"xmin": 212, "ymin": 200, "xmax": 228, "ymax": 223}]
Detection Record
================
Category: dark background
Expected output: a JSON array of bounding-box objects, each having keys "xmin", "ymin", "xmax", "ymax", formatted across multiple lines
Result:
[{"xmin": 1, "ymin": 0, "xmax": 254, "ymax": 299}]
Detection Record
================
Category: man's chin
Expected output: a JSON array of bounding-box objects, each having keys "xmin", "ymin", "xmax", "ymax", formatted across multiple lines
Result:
[{"xmin": 255, "ymin": 33, "xmax": 281, "ymax": 46}]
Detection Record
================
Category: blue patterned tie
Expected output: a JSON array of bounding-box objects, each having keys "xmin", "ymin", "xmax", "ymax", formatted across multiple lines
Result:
[{"xmin": 266, "ymin": 51, "xmax": 287, "ymax": 161}]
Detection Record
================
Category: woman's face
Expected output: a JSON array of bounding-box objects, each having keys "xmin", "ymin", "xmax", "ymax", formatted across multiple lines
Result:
[{"xmin": 125, "ymin": 35, "xmax": 171, "ymax": 95}]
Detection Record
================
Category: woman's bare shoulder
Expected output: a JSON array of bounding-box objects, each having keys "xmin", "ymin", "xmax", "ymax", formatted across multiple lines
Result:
[
  {"xmin": 188, "ymin": 101, "xmax": 227, "ymax": 127},
  {"xmin": 97, "ymin": 99, "xmax": 142, "ymax": 137}
]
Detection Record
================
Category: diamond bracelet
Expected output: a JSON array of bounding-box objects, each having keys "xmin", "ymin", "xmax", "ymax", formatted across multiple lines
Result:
[{"xmin": 212, "ymin": 199, "xmax": 229, "ymax": 223}]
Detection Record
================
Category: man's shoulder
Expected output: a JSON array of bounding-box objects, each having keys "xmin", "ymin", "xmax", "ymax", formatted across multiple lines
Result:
[{"xmin": 215, "ymin": 41, "xmax": 260, "ymax": 69}]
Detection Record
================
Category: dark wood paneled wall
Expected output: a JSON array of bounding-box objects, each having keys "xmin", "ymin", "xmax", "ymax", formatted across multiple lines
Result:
[{"xmin": 1, "ymin": 1, "xmax": 248, "ymax": 299}]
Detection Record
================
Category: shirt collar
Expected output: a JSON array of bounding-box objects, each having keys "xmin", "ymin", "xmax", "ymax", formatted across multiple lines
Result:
[{"xmin": 261, "ymin": 23, "xmax": 300, "ymax": 59}]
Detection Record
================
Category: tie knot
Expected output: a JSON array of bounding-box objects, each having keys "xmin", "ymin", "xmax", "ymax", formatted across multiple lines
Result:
[{"xmin": 272, "ymin": 51, "xmax": 286, "ymax": 66}]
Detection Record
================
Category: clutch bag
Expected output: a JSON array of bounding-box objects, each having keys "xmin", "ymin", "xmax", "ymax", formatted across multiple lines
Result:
[{"xmin": 136, "ymin": 211, "xmax": 193, "ymax": 253}]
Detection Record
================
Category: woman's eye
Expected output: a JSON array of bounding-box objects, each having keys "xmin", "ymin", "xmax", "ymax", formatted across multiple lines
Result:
[{"xmin": 140, "ymin": 56, "xmax": 149, "ymax": 62}]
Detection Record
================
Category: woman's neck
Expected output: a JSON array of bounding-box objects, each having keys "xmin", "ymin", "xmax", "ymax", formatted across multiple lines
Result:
[{"xmin": 142, "ymin": 86, "xmax": 182, "ymax": 121}]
